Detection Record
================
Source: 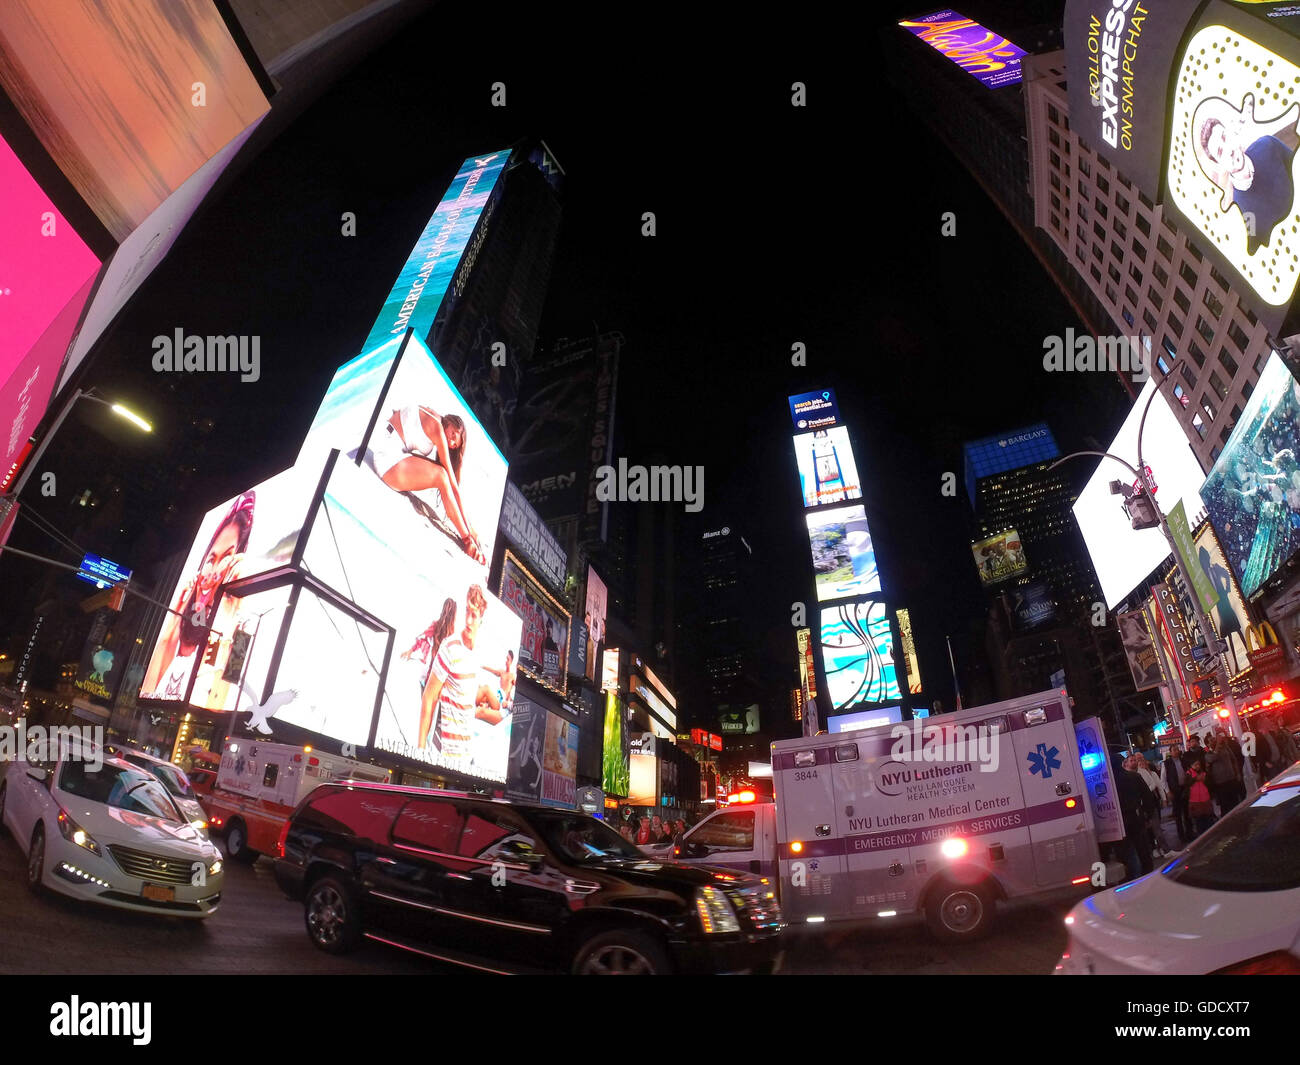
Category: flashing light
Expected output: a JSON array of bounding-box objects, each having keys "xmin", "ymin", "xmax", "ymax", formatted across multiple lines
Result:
[
  {"xmin": 1065, "ymin": 914, "xmax": 1076, "ymax": 924},
  {"xmin": 728, "ymin": 790, "xmax": 756, "ymax": 804},
  {"xmin": 1065, "ymin": 798, "xmax": 1078, "ymax": 809},
  {"xmin": 1268, "ymin": 690, "xmax": 1286, "ymax": 705},
  {"xmin": 790, "ymin": 841, "xmax": 804, "ymax": 854},
  {"xmin": 1217, "ymin": 707, "xmax": 1230, "ymax": 719},
  {"xmin": 940, "ymin": 837, "xmax": 968, "ymax": 859},
  {"xmin": 1080, "ymin": 752, "xmax": 1102, "ymax": 771}
]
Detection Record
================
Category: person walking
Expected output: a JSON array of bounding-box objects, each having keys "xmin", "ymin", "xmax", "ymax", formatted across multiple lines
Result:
[
  {"xmin": 1116, "ymin": 759, "xmax": 1160, "ymax": 879},
  {"xmin": 1206, "ymin": 734, "xmax": 1243, "ymax": 818},
  {"xmin": 1186, "ymin": 761, "xmax": 1216, "ymax": 838},
  {"xmin": 1162, "ymin": 743, "xmax": 1192, "ymax": 845},
  {"xmin": 1128, "ymin": 755, "xmax": 1169, "ymax": 858}
]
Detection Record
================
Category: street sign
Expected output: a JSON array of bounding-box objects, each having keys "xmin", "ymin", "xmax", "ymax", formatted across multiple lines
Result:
[{"xmin": 75, "ymin": 553, "xmax": 132, "ymax": 589}]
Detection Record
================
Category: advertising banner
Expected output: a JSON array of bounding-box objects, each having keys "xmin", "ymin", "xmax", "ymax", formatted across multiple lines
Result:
[
  {"xmin": 718, "ymin": 704, "xmax": 761, "ymax": 735},
  {"xmin": 788, "ymin": 389, "xmax": 840, "ymax": 431},
  {"xmin": 75, "ymin": 607, "xmax": 122, "ymax": 702},
  {"xmin": 499, "ymin": 552, "xmax": 569, "ymax": 695},
  {"xmin": 793, "ymin": 427, "xmax": 863, "ymax": 508},
  {"xmin": 971, "ymin": 530, "xmax": 1028, "ymax": 586},
  {"xmin": 899, "ymin": 9, "xmax": 1027, "ymax": 89},
  {"xmin": 601, "ymin": 647, "xmax": 620, "ymax": 693},
  {"xmin": 505, "ymin": 693, "xmax": 544, "ymax": 802},
  {"xmin": 1063, "ymin": 0, "xmax": 1205, "ymax": 194},
  {"xmin": 1193, "ymin": 522, "xmax": 1252, "ymax": 665},
  {"xmin": 1152, "ymin": 578, "xmax": 1205, "ymax": 688},
  {"xmin": 1169, "ymin": 500, "xmax": 1216, "ymax": 612},
  {"xmin": 1010, "ymin": 581, "xmax": 1057, "ymax": 632},
  {"xmin": 569, "ymin": 619, "xmax": 588, "ymax": 679},
  {"xmin": 300, "ymin": 457, "xmax": 522, "ymax": 782},
  {"xmin": 583, "ymin": 565, "xmax": 608, "ymax": 684},
  {"xmin": 819, "ymin": 600, "xmax": 903, "ymax": 710},
  {"xmin": 601, "ymin": 690, "xmax": 630, "ymax": 797},
  {"xmin": 499, "ymin": 481, "xmax": 568, "ymax": 591},
  {"xmin": 1118, "ymin": 607, "xmax": 1166, "ymax": 691},
  {"xmin": 1164, "ymin": 2, "xmax": 1300, "ymax": 325},
  {"xmin": 827, "ymin": 705, "xmax": 904, "ymax": 733},
  {"xmin": 1201, "ymin": 352, "xmax": 1300, "ymax": 598},
  {"xmin": 541, "ymin": 712, "xmax": 578, "ymax": 809},
  {"xmin": 896, "ymin": 608, "xmax": 924, "ymax": 693},
  {"xmin": 808, "ymin": 504, "xmax": 881, "ymax": 601}
]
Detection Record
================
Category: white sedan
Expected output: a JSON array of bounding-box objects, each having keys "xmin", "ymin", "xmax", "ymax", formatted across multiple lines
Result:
[
  {"xmin": 1056, "ymin": 761, "xmax": 1300, "ymax": 974},
  {"xmin": 0, "ymin": 746, "xmax": 224, "ymax": 918}
]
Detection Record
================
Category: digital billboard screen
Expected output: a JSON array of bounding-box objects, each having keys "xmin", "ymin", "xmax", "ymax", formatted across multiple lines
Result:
[
  {"xmin": 1200, "ymin": 351, "xmax": 1300, "ymax": 598},
  {"xmin": 788, "ymin": 389, "xmax": 840, "ymax": 431},
  {"xmin": 602, "ymin": 691, "xmax": 630, "ymax": 796},
  {"xmin": 1117, "ymin": 607, "xmax": 1165, "ymax": 691},
  {"xmin": 1075, "ymin": 378, "xmax": 1210, "ymax": 607},
  {"xmin": 583, "ymin": 566, "xmax": 608, "ymax": 684},
  {"xmin": 299, "ymin": 458, "xmax": 522, "ymax": 782},
  {"xmin": 819, "ymin": 600, "xmax": 902, "ymax": 710},
  {"xmin": 971, "ymin": 529, "xmax": 1027, "ymax": 587},
  {"xmin": 301, "ymin": 331, "xmax": 508, "ymax": 572},
  {"xmin": 793, "ymin": 427, "xmax": 862, "ymax": 509},
  {"xmin": 900, "ymin": 9, "xmax": 1026, "ymax": 89},
  {"xmin": 828, "ymin": 705, "xmax": 904, "ymax": 733},
  {"xmin": 499, "ymin": 552, "xmax": 569, "ymax": 695},
  {"xmin": 541, "ymin": 713, "xmax": 579, "ymax": 809},
  {"xmin": 896, "ymin": 608, "xmax": 923, "ymax": 694},
  {"xmin": 1193, "ymin": 522, "xmax": 1252, "ymax": 665},
  {"xmin": 807, "ymin": 504, "xmax": 880, "ymax": 601}
]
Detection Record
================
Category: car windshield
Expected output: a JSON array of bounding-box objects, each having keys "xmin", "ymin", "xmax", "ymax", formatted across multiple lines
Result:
[
  {"xmin": 59, "ymin": 761, "xmax": 183, "ymax": 822},
  {"xmin": 129, "ymin": 757, "xmax": 196, "ymax": 799},
  {"xmin": 534, "ymin": 814, "xmax": 647, "ymax": 863},
  {"xmin": 1162, "ymin": 781, "xmax": 1300, "ymax": 891}
]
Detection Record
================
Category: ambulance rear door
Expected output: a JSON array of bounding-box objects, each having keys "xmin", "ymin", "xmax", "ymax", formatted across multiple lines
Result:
[{"xmin": 772, "ymin": 739, "xmax": 845, "ymax": 922}]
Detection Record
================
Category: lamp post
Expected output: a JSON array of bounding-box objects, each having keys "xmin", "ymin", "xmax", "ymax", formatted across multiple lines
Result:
[
  {"xmin": 1048, "ymin": 368, "xmax": 1243, "ymax": 741},
  {"xmin": 5, "ymin": 388, "xmax": 152, "ymax": 500}
]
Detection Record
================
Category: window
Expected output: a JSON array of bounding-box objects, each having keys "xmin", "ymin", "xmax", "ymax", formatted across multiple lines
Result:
[
  {"xmin": 1092, "ymin": 243, "xmax": 1103, "ymax": 263},
  {"xmin": 1095, "ymin": 198, "xmax": 1109, "ymax": 219},
  {"xmin": 1125, "ymin": 283, "xmax": 1139, "ymax": 308},
  {"xmin": 1209, "ymin": 372, "xmax": 1228, "ymax": 401},
  {"xmin": 1050, "ymin": 150, "xmax": 1061, "ymax": 170},
  {"xmin": 1158, "ymin": 235, "xmax": 1174, "ymax": 260},
  {"xmin": 262, "ymin": 764, "xmax": 279, "ymax": 789},
  {"xmin": 1110, "ymin": 240, "xmax": 1125, "ymax": 262},
  {"xmin": 1152, "ymin": 260, "xmax": 1168, "ymax": 286},
  {"xmin": 1255, "ymin": 351, "xmax": 1270, "ymax": 374},
  {"xmin": 1049, "ymin": 127, "xmax": 1061, "ymax": 148},
  {"xmin": 1157, "ymin": 354, "xmax": 1172, "ymax": 375},
  {"xmin": 1196, "ymin": 316, "xmax": 1215, "ymax": 344},
  {"xmin": 1139, "ymin": 189, "xmax": 1152, "ymax": 209},
  {"xmin": 1116, "ymin": 192, "xmax": 1130, "ymax": 214},
  {"xmin": 1228, "ymin": 321, "xmax": 1250, "ymax": 351},
  {"xmin": 1211, "ymin": 445, "xmax": 1223, "ymax": 463},
  {"xmin": 1079, "ymin": 201, "xmax": 1090, "ymax": 222},
  {"xmin": 1180, "ymin": 363, "xmax": 1197, "ymax": 387},
  {"xmin": 1192, "ymin": 413, "xmax": 1207, "ymax": 439},
  {"xmin": 1201, "ymin": 397, "xmax": 1217, "ymax": 421},
  {"xmin": 1136, "ymin": 214, "xmax": 1151, "ymax": 236},
  {"xmin": 1173, "ymin": 383, "xmax": 1189, "ymax": 407},
  {"xmin": 1144, "ymin": 308, "xmax": 1158, "ymax": 331},
  {"xmin": 1179, "ymin": 261, "xmax": 1197, "ymax": 289},
  {"xmin": 1051, "ymin": 171, "xmax": 1061, "ymax": 192},
  {"xmin": 1243, "ymin": 381, "xmax": 1253, "ymax": 400},
  {"xmin": 1080, "ymin": 157, "xmax": 1091, "ymax": 177},
  {"xmin": 1091, "ymin": 264, "xmax": 1102, "ymax": 283},
  {"xmin": 689, "ymin": 810, "xmax": 755, "ymax": 852},
  {"xmin": 1203, "ymin": 288, "xmax": 1224, "ymax": 318},
  {"xmin": 1162, "ymin": 336, "xmax": 1178, "ymax": 360},
  {"xmin": 394, "ymin": 799, "xmax": 464, "ymax": 853},
  {"xmin": 1051, "ymin": 212, "xmax": 1061, "ymax": 231},
  {"xmin": 1123, "ymin": 308, "xmax": 1135, "ymax": 327},
  {"xmin": 1210, "ymin": 265, "xmax": 1230, "ymax": 291},
  {"xmin": 1187, "ymin": 241, "xmax": 1203, "ymax": 263},
  {"xmin": 1169, "ymin": 312, "xmax": 1183, "ymax": 335},
  {"xmin": 1174, "ymin": 288, "xmax": 1191, "ymax": 314},
  {"xmin": 1115, "ymin": 217, "xmax": 1128, "ymax": 240},
  {"xmin": 1219, "ymin": 348, "xmax": 1239, "ymax": 377},
  {"xmin": 1148, "ymin": 285, "xmax": 1162, "ymax": 306},
  {"xmin": 1129, "ymin": 261, "xmax": 1143, "ymax": 285},
  {"xmin": 1094, "ymin": 221, "xmax": 1106, "ymax": 241},
  {"xmin": 1132, "ymin": 238, "xmax": 1147, "ymax": 261},
  {"xmin": 1106, "ymin": 283, "xmax": 1117, "ymax": 304},
  {"xmin": 1048, "ymin": 103, "xmax": 1060, "ymax": 125},
  {"xmin": 1097, "ymin": 174, "xmax": 1110, "ymax": 194},
  {"xmin": 1108, "ymin": 263, "xmax": 1122, "ymax": 285},
  {"xmin": 1051, "ymin": 193, "xmax": 1061, "ymax": 212}
]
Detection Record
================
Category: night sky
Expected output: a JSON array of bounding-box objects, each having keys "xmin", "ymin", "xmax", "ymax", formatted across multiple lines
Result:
[{"xmin": 4, "ymin": 1, "xmax": 1137, "ymax": 716}]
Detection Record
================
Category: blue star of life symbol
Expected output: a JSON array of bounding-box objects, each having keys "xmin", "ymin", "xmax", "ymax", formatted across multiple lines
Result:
[{"xmin": 1028, "ymin": 743, "xmax": 1062, "ymax": 779}]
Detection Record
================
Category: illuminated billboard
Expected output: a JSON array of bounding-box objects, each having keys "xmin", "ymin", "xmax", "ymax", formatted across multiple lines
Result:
[
  {"xmin": 1193, "ymin": 522, "xmax": 1252, "ymax": 665},
  {"xmin": 1200, "ymin": 352, "xmax": 1300, "ymax": 598},
  {"xmin": 499, "ymin": 552, "xmax": 569, "ymax": 695},
  {"xmin": 300, "ymin": 331, "xmax": 508, "ymax": 571},
  {"xmin": 583, "ymin": 566, "xmax": 608, "ymax": 684},
  {"xmin": 1063, "ymin": 0, "xmax": 1203, "ymax": 194},
  {"xmin": 828, "ymin": 705, "xmax": 904, "ymax": 733},
  {"xmin": 788, "ymin": 389, "xmax": 840, "ymax": 431},
  {"xmin": 1163, "ymin": 5, "xmax": 1300, "ymax": 320},
  {"xmin": 819, "ymin": 601, "xmax": 902, "ymax": 710},
  {"xmin": 602, "ymin": 691, "xmax": 630, "ymax": 796},
  {"xmin": 900, "ymin": 9, "xmax": 1026, "ymax": 89},
  {"xmin": 1, "ymin": 134, "xmax": 101, "ymax": 480},
  {"xmin": 971, "ymin": 529, "xmax": 1027, "ymax": 587},
  {"xmin": 793, "ymin": 427, "xmax": 862, "ymax": 508},
  {"xmin": 1075, "ymin": 378, "xmax": 1210, "ymax": 607},
  {"xmin": 896, "ymin": 608, "xmax": 923, "ymax": 694},
  {"xmin": 541, "ymin": 713, "xmax": 578, "ymax": 809},
  {"xmin": 808, "ymin": 504, "xmax": 880, "ymax": 601},
  {"xmin": 1118, "ymin": 607, "xmax": 1165, "ymax": 692}
]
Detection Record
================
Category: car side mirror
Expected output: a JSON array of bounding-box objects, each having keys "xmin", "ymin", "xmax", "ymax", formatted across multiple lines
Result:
[
  {"xmin": 26, "ymin": 766, "xmax": 49, "ymax": 783},
  {"xmin": 682, "ymin": 840, "xmax": 707, "ymax": 859}
]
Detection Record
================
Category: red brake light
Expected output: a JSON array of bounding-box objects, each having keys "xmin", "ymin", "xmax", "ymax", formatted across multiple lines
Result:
[{"xmin": 1211, "ymin": 951, "xmax": 1300, "ymax": 975}]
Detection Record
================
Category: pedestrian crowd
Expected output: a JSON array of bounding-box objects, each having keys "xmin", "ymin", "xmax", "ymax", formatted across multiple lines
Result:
[
  {"xmin": 616, "ymin": 813, "xmax": 691, "ymax": 847},
  {"xmin": 1115, "ymin": 720, "xmax": 1298, "ymax": 881}
]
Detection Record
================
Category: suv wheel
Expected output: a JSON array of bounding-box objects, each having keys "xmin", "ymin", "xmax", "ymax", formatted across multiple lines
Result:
[
  {"xmin": 225, "ymin": 821, "xmax": 258, "ymax": 864},
  {"xmin": 27, "ymin": 824, "xmax": 46, "ymax": 895},
  {"xmin": 305, "ymin": 875, "xmax": 362, "ymax": 954},
  {"xmin": 572, "ymin": 929, "xmax": 672, "ymax": 975},
  {"xmin": 925, "ymin": 879, "xmax": 993, "ymax": 941}
]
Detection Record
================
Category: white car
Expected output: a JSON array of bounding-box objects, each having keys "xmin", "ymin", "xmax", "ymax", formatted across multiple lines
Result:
[
  {"xmin": 1056, "ymin": 761, "xmax": 1300, "ymax": 974},
  {"xmin": 108, "ymin": 746, "xmax": 210, "ymax": 836},
  {"xmin": 0, "ymin": 745, "xmax": 224, "ymax": 918}
]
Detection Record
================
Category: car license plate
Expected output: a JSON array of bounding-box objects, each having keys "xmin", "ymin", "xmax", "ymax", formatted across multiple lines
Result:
[{"xmin": 141, "ymin": 884, "xmax": 174, "ymax": 903}]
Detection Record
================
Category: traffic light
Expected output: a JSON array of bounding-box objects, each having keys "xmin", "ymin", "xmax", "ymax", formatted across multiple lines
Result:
[{"xmin": 1110, "ymin": 479, "xmax": 1160, "ymax": 530}]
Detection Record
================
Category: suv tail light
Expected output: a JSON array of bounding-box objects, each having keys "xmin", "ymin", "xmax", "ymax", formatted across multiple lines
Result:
[
  {"xmin": 1212, "ymin": 951, "xmax": 1300, "ymax": 975},
  {"xmin": 275, "ymin": 818, "xmax": 291, "ymax": 859}
]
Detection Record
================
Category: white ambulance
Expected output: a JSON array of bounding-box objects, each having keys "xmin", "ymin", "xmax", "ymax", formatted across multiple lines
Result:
[{"xmin": 674, "ymin": 689, "xmax": 1109, "ymax": 939}]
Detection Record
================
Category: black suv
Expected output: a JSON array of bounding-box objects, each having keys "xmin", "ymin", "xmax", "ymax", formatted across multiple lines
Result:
[{"xmin": 274, "ymin": 782, "xmax": 785, "ymax": 975}]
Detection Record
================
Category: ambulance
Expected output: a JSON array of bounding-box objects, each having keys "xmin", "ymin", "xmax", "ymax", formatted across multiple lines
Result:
[
  {"xmin": 200, "ymin": 738, "xmax": 390, "ymax": 863},
  {"xmin": 674, "ymin": 689, "xmax": 1114, "ymax": 939}
]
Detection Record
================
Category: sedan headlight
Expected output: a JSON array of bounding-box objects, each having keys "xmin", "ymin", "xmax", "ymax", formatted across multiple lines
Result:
[
  {"xmin": 191, "ymin": 819, "xmax": 209, "ymax": 832},
  {"xmin": 56, "ymin": 809, "xmax": 101, "ymax": 856},
  {"xmin": 695, "ymin": 885, "xmax": 740, "ymax": 934},
  {"xmin": 208, "ymin": 857, "xmax": 223, "ymax": 876}
]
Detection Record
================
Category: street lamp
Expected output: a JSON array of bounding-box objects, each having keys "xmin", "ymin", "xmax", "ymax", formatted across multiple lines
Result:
[
  {"xmin": 5, "ymin": 387, "xmax": 152, "ymax": 500},
  {"xmin": 1048, "ymin": 364, "xmax": 1244, "ymax": 741}
]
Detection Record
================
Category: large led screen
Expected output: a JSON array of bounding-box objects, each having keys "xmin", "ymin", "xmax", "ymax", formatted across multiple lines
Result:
[
  {"xmin": 1200, "ymin": 352, "xmax": 1300, "ymax": 598},
  {"xmin": 899, "ymin": 10, "xmax": 1026, "ymax": 89},
  {"xmin": 819, "ymin": 600, "xmax": 902, "ymax": 710},
  {"xmin": 301, "ymin": 332, "xmax": 507, "ymax": 572},
  {"xmin": 793, "ymin": 427, "xmax": 862, "ymax": 509},
  {"xmin": 828, "ymin": 705, "xmax": 904, "ymax": 733},
  {"xmin": 0, "ymin": 0, "xmax": 270, "ymax": 241},
  {"xmin": 971, "ymin": 529, "xmax": 1027, "ymax": 587},
  {"xmin": 1, "ymin": 134, "xmax": 101, "ymax": 478},
  {"xmin": 1193, "ymin": 522, "xmax": 1252, "ymax": 665},
  {"xmin": 499, "ymin": 552, "xmax": 569, "ymax": 695},
  {"xmin": 602, "ymin": 691, "xmax": 630, "ymax": 796},
  {"xmin": 788, "ymin": 389, "xmax": 840, "ymax": 431},
  {"xmin": 301, "ymin": 458, "xmax": 522, "ymax": 783},
  {"xmin": 1165, "ymin": 7, "xmax": 1300, "ymax": 316},
  {"xmin": 808, "ymin": 504, "xmax": 879, "ymax": 601},
  {"xmin": 583, "ymin": 566, "xmax": 608, "ymax": 684},
  {"xmin": 140, "ymin": 465, "xmax": 320, "ymax": 703},
  {"xmin": 1075, "ymin": 378, "xmax": 1211, "ymax": 607}
]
